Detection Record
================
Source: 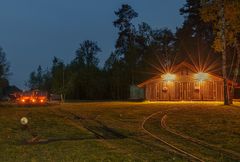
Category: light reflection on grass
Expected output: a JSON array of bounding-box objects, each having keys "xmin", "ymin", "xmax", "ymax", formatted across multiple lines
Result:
[{"xmin": 0, "ymin": 101, "xmax": 239, "ymax": 161}]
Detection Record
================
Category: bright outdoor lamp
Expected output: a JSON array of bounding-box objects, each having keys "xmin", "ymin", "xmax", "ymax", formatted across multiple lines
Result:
[
  {"xmin": 194, "ymin": 72, "xmax": 208, "ymax": 82},
  {"xmin": 162, "ymin": 73, "xmax": 176, "ymax": 82}
]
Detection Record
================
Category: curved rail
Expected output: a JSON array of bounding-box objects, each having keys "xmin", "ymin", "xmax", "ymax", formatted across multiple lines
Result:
[
  {"xmin": 161, "ymin": 114, "xmax": 240, "ymax": 161},
  {"xmin": 141, "ymin": 111, "xmax": 205, "ymax": 162}
]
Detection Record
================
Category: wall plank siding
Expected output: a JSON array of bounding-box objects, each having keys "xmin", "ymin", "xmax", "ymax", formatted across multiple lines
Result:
[{"xmin": 139, "ymin": 61, "xmax": 233, "ymax": 101}]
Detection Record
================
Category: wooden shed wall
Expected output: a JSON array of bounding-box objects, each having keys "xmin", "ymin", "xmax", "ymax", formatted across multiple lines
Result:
[
  {"xmin": 145, "ymin": 80, "xmax": 224, "ymax": 101},
  {"xmin": 139, "ymin": 62, "xmax": 229, "ymax": 101}
]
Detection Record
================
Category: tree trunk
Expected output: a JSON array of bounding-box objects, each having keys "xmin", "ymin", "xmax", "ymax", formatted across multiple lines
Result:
[
  {"xmin": 222, "ymin": 55, "xmax": 229, "ymax": 105},
  {"xmin": 220, "ymin": 0, "xmax": 230, "ymax": 105}
]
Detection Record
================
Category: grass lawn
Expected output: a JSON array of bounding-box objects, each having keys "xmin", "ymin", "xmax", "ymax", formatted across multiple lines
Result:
[{"xmin": 0, "ymin": 101, "xmax": 240, "ymax": 162}]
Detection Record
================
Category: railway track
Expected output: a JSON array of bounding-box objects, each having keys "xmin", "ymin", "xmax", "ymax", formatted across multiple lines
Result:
[
  {"xmin": 50, "ymin": 108, "xmax": 148, "ymax": 161},
  {"xmin": 53, "ymin": 108, "xmax": 191, "ymax": 161},
  {"xmin": 141, "ymin": 110, "xmax": 205, "ymax": 162},
  {"xmin": 161, "ymin": 114, "xmax": 240, "ymax": 161},
  {"xmin": 142, "ymin": 107, "xmax": 240, "ymax": 162}
]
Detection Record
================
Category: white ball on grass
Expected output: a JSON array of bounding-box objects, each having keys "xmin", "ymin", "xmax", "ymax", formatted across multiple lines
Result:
[{"xmin": 20, "ymin": 117, "xmax": 28, "ymax": 125}]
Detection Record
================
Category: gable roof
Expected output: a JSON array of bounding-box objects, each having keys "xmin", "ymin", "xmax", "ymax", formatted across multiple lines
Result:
[
  {"xmin": 138, "ymin": 61, "xmax": 235, "ymax": 87},
  {"xmin": 172, "ymin": 61, "xmax": 197, "ymax": 73}
]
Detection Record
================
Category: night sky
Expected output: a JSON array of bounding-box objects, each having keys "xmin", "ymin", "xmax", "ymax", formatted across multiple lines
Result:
[{"xmin": 0, "ymin": 0, "xmax": 185, "ymax": 89}]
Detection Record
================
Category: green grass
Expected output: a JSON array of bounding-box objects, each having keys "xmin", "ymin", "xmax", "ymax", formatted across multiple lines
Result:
[{"xmin": 0, "ymin": 101, "xmax": 240, "ymax": 161}]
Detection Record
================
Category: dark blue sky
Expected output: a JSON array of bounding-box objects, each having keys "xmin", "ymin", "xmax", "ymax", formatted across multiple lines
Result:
[{"xmin": 0, "ymin": 0, "xmax": 185, "ymax": 89}]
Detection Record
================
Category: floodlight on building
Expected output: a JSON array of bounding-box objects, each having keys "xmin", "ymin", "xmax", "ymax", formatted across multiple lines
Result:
[
  {"xmin": 162, "ymin": 73, "xmax": 176, "ymax": 82},
  {"xmin": 194, "ymin": 72, "xmax": 208, "ymax": 82}
]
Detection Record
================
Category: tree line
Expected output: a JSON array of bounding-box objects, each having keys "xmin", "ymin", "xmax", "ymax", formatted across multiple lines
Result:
[
  {"xmin": 1, "ymin": 1, "xmax": 240, "ymax": 104},
  {"xmin": 26, "ymin": 4, "xmax": 180, "ymax": 100},
  {"xmin": 24, "ymin": 1, "xmax": 240, "ymax": 102}
]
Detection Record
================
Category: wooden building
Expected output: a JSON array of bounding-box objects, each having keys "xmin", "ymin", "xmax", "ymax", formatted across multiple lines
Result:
[{"xmin": 138, "ymin": 61, "xmax": 234, "ymax": 101}]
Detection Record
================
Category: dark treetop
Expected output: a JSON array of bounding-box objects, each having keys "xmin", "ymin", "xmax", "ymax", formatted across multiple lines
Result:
[{"xmin": 0, "ymin": 0, "xmax": 184, "ymax": 89}]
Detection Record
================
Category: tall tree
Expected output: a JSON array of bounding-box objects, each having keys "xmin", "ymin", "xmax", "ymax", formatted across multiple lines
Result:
[
  {"xmin": 136, "ymin": 22, "xmax": 152, "ymax": 48},
  {"xmin": 27, "ymin": 65, "xmax": 44, "ymax": 90},
  {"xmin": 135, "ymin": 25, "xmax": 177, "ymax": 82},
  {"xmin": 75, "ymin": 40, "xmax": 101, "ymax": 68},
  {"xmin": 104, "ymin": 52, "xmax": 125, "ymax": 99},
  {"xmin": 176, "ymin": 0, "xmax": 216, "ymax": 66},
  {"xmin": 0, "ymin": 47, "xmax": 10, "ymax": 97},
  {"xmin": 200, "ymin": 0, "xmax": 240, "ymax": 104},
  {"xmin": 152, "ymin": 28, "xmax": 176, "ymax": 68},
  {"xmin": 0, "ymin": 47, "xmax": 10, "ymax": 79},
  {"xmin": 65, "ymin": 40, "xmax": 102, "ymax": 99},
  {"xmin": 113, "ymin": 4, "xmax": 138, "ymax": 91},
  {"xmin": 36, "ymin": 65, "xmax": 43, "ymax": 87},
  {"xmin": 51, "ymin": 57, "xmax": 65, "ymax": 94},
  {"xmin": 113, "ymin": 4, "xmax": 138, "ymax": 56}
]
